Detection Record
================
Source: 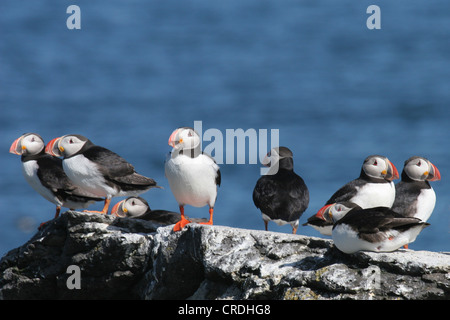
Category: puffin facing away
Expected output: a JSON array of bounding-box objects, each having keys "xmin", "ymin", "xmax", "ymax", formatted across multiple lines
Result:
[
  {"xmin": 392, "ymin": 156, "xmax": 441, "ymax": 222},
  {"xmin": 304, "ymin": 155, "xmax": 399, "ymax": 235},
  {"xmin": 111, "ymin": 196, "xmax": 207, "ymax": 225},
  {"xmin": 318, "ymin": 202, "xmax": 429, "ymax": 254},
  {"xmin": 164, "ymin": 127, "xmax": 220, "ymax": 231},
  {"xmin": 253, "ymin": 147, "xmax": 309, "ymax": 234},
  {"xmin": 10, "ymin": 133, "xmax": 103, "ymax": 225},
  {"xmin": 45, "ymin": 134, "xmax": 160, "ymax": 214}
]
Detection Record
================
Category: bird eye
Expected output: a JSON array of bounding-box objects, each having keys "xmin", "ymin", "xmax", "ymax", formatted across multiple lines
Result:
[
  {"xmin": 416, "ymin": 160, "xmax": 421, "ymax": 167},
  {"xmin": 188, "ymin": 131, "xmax": 193, "ymax": 137},
  {"xmin": 373, "ymin": 160, "xmax": 378, "ymax": 166},
  {"xmin": 131, "ymin": 201, "xmax": 136, "ymax": 206},
  {"xmin": 69, "ymin": 139, "xmax": 74, "ymax": 144}
]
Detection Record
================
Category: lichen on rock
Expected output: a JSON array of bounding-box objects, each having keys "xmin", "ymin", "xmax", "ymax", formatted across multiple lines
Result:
[{"xmin": 0, "ymin": 211, "xmax": 449, "ymax": 300}]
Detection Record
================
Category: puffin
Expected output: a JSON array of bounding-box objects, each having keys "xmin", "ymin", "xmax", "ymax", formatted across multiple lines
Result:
[
  {"xmin": 45, "ymin": 134, "xmax": 160, "ymax": 214},
  {"xmin": 303, "ymin": 155, "xmax": 399, "ymax": 235},
  {"xmin": 317, "ymin": 202, "xmax": 429, "ymax": 254},
  {"xmin": 9, "ymin": 133, "xmax": 103, "ymax": 225},
  {"xmin": 164, "ymin": 127, "xmax": 220, "ymax": 232},
  {"xmin": 253, "ymin": 146, "xmax": 309, "ymax": 234},
  {"xmin": 111, "ymin": 196, "xmax": 207, "ymax": 225},
  {"xmin": 392, "ymin": 156, "xmax": 441, "ymax": 222}
]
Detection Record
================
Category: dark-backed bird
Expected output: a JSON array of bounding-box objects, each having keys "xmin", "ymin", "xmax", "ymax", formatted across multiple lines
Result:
[
  {"xmin": 391, "ymin": 156, "xmax": 440, "ymax": 249},
  {"xmin": 111, "ymin": 196, "xmax": 207, "ymax": 225},
  {"xmin": 45, "ymin": 134, "xmax": 160, "ymax": 214},
  {"xmin": 317, "ymin": 202, "xmax": 429, "ymax": 254},
  {"xmin": 253, "ymin": 146, "xmax": 309, "ymax": 234},
  {"xmin": 392, "ymin": 156, "xmax": 441, "ymax": 222}
]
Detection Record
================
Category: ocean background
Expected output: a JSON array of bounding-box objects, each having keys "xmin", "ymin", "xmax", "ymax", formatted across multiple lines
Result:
[{"xmin": 1, "ymin": 0, "xmax": 449, "ymax": 257}]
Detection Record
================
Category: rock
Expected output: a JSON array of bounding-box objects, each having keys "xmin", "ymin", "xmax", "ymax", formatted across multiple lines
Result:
[{"xmin": 0, "ymin": 211, "xmax": 449, "ymax": 300}]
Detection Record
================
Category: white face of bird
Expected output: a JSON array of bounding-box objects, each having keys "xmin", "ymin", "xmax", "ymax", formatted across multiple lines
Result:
[
  {"xmin": 316, "ymin": 202, "xmax": 355, "ymax": 223},
  {"xmin": 45, "ymin": 134, "xmax": 89, "ymax": 158},
  {"xmin": 9, "ymin": 133, "xmax": 45, "ymax": 156},
  {"xmin": 403, "ymin": 157, "xmax": 441, "ymax": 182},
  {"xmin": 111, "ymin": 197, "xmax": 149, "ymax": 217},
  {"xmin": 362, "ymin": 155, "xmax": 399, "ymax": 181},
  {"xmin": 168, "ymin": 127, "xmax": 201, "ymax": 151},
  {"xmin": 123, "ymin": 197, "xmax": 149, "ymax": 216}
]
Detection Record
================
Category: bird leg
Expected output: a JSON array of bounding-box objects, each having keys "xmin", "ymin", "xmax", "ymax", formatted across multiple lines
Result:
[
  {"xmin": 83, "ymin": 198, "xmax": 110, "ymax": 214},
  {"xmin": 199, "ymin": 207, "xmax": 214, "ymax": 226},
  {"xmin": 264, "ymin": 220, "xmax": 269, "ymax": 231},
  {"xmin": 38, "ymin": 206, "xmax": 62, "ymax": 230},
  {"xmin": 54, "ymin": 206, "xmax": 61, "ymax": 219},
  {"xmin": 173, "ymin": 205, "xmax": 192, "ymax": 231}
]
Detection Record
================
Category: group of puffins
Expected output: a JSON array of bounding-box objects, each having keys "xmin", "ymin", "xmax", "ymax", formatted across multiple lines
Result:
[{"xmin": 10, "ymin": 128, "xmax": 441, "ymax": 254}]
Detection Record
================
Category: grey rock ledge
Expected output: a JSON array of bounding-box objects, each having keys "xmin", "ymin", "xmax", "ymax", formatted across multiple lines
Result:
[{"xmin": 0, "ymin": 211, "xmax": 449, "ymax": 299}]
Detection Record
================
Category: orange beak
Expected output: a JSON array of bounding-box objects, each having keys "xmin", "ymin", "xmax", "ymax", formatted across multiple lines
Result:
[
  {"xmin": 315, "ymin": 204, "xmax": 334, "ymax": 221},
  {"xmin": 168, "ymin": 128, "xmax": 180, "ymax": 148},
  {"xmin": 45, "ymin": 137, "xmax": 62, "ymax": 156},
  {"xmin": 111, "ymin": 200, "xmax": 126, "ymax": 217},
  {"xmin": 385, "ymin": 160, "xmax": 399, "ymax": 181},
  {"xmin": 428, "ymin": 162, "xmax": 441, "ymax": 181},
  {"xmin": 9, "ymin": 136, "xmax": 23, "ymax": 155}
]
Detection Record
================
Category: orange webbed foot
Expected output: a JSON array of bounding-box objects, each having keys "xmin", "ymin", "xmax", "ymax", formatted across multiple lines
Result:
[
  {"xmin": 83, "ymin": 199, "xmax": 110, "ymax": 215},
  {"xmin": 197, "ymin": 207, "xmax": 214, "ymax": 226},
  {"xmin": 173, "ymin": 216, "xmax": 192, "ymax": 232}
]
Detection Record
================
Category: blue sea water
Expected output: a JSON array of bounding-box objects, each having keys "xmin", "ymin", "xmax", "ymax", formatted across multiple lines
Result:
[{"xmin": 1, "ymin": 0, "xmax": 449, "ymax": 257}]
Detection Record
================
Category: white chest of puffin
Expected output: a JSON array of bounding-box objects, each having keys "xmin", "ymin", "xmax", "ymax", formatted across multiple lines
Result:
[{"xmin": 164, "ymin": 127, "xmax": 220, "ymax": 231}]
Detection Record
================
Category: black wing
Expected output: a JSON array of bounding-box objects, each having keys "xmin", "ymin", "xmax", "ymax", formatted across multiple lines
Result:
[
  {"xmin": 36, "ymin": 155, "xmax": 102, "ymax": 202},
  {"xmin": 391, "ymin": 180, "xmax": 429, "ymax": 217},
  {"xmin": 325, "ymin": 178, "xmax": 365, "ymax": 205},
  {"xmin": 83, "ymin": 146, "xmax": 135, "ymax": 178},
  {"xmin": 336, "ymin": 207, "xmax": 427, "ymax": 242},
  {"xmin": 83, "ymin": 146, "xmax": 158, "ymax": 188}
]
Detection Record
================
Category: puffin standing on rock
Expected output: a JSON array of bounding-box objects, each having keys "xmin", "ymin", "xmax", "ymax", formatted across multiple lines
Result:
[
  {"xmin": 253, "ymin": 147, "xmax": 309, "ymax": 234},
  {"xmin": 9, "ymin": 133, "xmax": 103, "ymax": 226},
  {"xmin": 111, "ymin": 196, "xmax": 207, "ymax": 225},
  {"xmin": 45, "ymin": 134, "xmax": 161, "ymax": 214},
  {"xmin": 304, "ymin": 155, "xmax": 399, "ymax": 235},
  {"xmin": 165, "ymin": 127, "xmax": 221, "ymax": 232},
  {"xmin": 392, "ymin": 156, "xmax": 441, "ymax": 222},
  {"xmin": 317, "ymin": 202, "xmax": 429, "ymax": 254}
]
